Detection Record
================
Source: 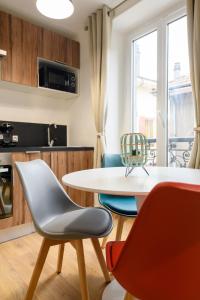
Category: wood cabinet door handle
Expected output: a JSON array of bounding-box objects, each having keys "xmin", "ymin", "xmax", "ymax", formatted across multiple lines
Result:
[{"xmin": 25, "ymin": 151, "xmax": 41, "ymax": 154}]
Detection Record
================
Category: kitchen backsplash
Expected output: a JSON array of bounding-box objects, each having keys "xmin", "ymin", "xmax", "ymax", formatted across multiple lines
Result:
[{"xmin": 0, "ymin": 121, "xmax": 67, "ymax": 147}]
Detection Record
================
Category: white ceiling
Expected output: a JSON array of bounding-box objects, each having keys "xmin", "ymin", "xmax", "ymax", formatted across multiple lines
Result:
[
  {"xmin": 113, "ymin": 0, "xmax": 185, "ymax": 33},
  {"xmin": 0, "ymin": 0, "xmax": 185, "ymax": 38},
  {"xmin": 0, "ymin": 0, "xmax": 122, "ymax": 38}
]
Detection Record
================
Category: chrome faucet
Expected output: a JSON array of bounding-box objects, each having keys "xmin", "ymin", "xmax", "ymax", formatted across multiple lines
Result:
[{"xmin": 47, "ymin": 124, "xmax": 57, "ymax": 147}]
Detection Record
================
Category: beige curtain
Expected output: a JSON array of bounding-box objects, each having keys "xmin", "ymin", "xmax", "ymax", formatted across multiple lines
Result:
[
  {"xmin": 187, "ymin": 0, "xmax": 200, "ymax": 168},
  {"xmin": 88, "ymin": 6, "xmax": 111, "ymax": 167}
]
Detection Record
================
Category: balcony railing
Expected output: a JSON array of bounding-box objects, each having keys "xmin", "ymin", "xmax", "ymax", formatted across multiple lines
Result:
[{"xmin": 146, "ymin": 137, "xmax": 194, "ymax": 167}]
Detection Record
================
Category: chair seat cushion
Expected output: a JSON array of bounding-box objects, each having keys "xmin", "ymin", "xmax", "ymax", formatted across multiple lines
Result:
[
  {"xmin": 106, "ymin": 241, "xmax": 125, "ymax": 271},
  {"xmin": 99, "ymin": 194, "xmax": 137, "ymax": 217},
  {"xmin": 41, "ymin": 207, "xmax": 112, "ymax": 240}
]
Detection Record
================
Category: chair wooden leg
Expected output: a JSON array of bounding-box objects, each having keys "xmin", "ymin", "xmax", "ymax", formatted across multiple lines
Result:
[
  {"xmin": 116, "ymin": 216, "xmax": 125, "ymax": 241},
  {"xmin": 24, "ymin": 238, "xmax": 51, "ymax": 300},
  {"xmin": 57, "ymin": 244, "xmax": 65, "ymax": 274},
  {"xmin": 124, "ymin": 291, "xmax": 135, "ymax": 300},
  {"xmin": 75, "ymin": 240, "xmax": 90, "ymax": 300},
  {"xmin": 101, "ymin": 235, "xmax": 109, "ymax": 249},
  {"xmin": 91, "ymin": 238, "xmax": 111, "ymax": 283}
]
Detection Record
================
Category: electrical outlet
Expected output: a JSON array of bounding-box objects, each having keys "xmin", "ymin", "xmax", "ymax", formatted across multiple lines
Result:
[{"xmin": 12, "ymin": 135, "xmax": 19, "ymax": 142}]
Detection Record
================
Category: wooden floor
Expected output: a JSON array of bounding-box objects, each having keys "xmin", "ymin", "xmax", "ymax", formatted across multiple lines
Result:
[{"xmin": 0, "ymin": 219, "xmax": 133, "ymax": 300}]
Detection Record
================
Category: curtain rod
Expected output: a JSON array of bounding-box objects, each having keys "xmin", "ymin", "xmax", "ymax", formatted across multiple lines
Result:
[
  {"xmin": 108, "ymin": 0, "xmax": 129, "ymax": 15},
  {"xmin": 84, "ymin": 0, "xmax": 128, "ymax": 31}
]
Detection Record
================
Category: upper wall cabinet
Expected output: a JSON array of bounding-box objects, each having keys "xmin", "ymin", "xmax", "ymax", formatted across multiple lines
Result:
[
  {"xmin": 0, "ymin": 11, "xmax": 80, "ymax": 87},
  {"xmin": 0, "ymin": 11, "xmax": 13, "ymax": 83},
  {"xmin": 12, "ymin": 17, "xmax": 39, "ymax": 86},
  {"xmin": 38, "ymin": 29, "xmax": 80, "ymax": 68}
]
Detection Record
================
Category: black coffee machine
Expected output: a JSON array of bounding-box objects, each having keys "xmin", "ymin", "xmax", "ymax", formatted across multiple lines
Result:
[{"xmin": 0, "ymin": 123, "xmax": 19, "ymax": 147}]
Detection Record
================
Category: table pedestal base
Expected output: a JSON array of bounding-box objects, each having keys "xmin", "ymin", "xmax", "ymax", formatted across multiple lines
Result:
[
  {"xmin": 102, "ymin": 279, "xmax": 139, "ymax": 300},
  {"xmin": 102, "ymin": 280, "xmax": 126, "ymax": 300},
  {"xmin": 136, "ymin": 195, "xmax": 147, "ymax": 211}
]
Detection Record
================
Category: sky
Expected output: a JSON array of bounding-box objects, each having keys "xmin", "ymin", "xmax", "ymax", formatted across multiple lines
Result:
[
  {"xmin": 168, "ymin": 16, "xmax": 190, "ymax": 81},
  {"xmin": 134, "ymin": 16, "xmax": 190, "ymax": 82}
]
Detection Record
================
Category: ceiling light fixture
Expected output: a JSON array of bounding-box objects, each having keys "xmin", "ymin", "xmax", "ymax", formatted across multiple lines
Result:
[{"xmin": 36, "ymin": 0, "xmax": 74, "ymax": 20}]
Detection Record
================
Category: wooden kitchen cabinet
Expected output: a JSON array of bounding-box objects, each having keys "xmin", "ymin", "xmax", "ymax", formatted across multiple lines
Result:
[
  {"xmin": 0, "ymin": 150, "xmax": 94, "ymax": 230},
  {"xmin": 10, "ymin": 16, "xmax": 23, "ymax": 84},
  {"xmin": 66, "ymin": 151, "xmax": 94, "ymax": 206},
  {"xmin": 8, "ymin": 152, "xmax": 41, "ymax": 228},
  {"xmin": 0, "ymin": 12, "xmax": 40, "ymax": 86},
  {"xmin": 0, "ymin": 10, "xmax": 80, "ymax": 87},
  {"xmin": 10, "ymin": 17, "xmax": 40, "ymax": 87},
  {"xmin": 38, "ymin": 29, "xmax": 80, "ymax": 67},
  {"xmin": 0, "ymin": 152, "xmax": 26, "ymax": 229},
  {"xmin": 48, "ymin": 151, "xmax": 94, "ymax": 206},
  {"xmin": 49, "ymin": 150, "xmax": 94, "ymax": 210},
  {"xmin": 0, "ymin": 11, "xmax": 12, "ymax": 82},
  {"xmin": 72, "ymin": 40, "xmax": 80, "ymax": 69},
  {"xmin": 21, "ymin": 20, "xmax": 39, "ymax": 86},
  {"xmin": 38, "ymin": 28, "xmax": 80, "ymax": 68}
]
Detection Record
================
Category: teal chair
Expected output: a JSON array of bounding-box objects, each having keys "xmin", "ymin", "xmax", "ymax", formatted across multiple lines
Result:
[{"xmin": 99, "ymin": 154, "xmax": 138, "ymax": 247}]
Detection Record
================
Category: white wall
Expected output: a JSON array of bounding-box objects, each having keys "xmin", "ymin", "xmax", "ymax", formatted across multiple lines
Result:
[
  {"xmin": 67, "ymin": 29, "xmax": 96, "ymax": 147},
  {"xmin": 106, "ymin": 27, "xmax": 131, "ymax": 153},
  {"xmin": 0, "ymin": 30, "xmax": 96, "ymax": 147},
  {"xmin": 0, "ymin": 88, "xmax": 72, "ymax": 124}
]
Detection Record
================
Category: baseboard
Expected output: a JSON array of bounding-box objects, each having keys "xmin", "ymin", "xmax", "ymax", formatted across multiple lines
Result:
[{"xmin": 0, "ymin": 223, "xmax": 35, "ymax": 243}]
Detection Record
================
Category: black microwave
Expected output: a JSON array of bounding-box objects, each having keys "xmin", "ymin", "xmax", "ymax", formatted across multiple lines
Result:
[{"xmin": 39, "ymin": 64, "xmax": 76, "ymax": 93}]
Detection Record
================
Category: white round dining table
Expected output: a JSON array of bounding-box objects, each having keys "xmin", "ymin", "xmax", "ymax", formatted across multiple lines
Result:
[{"xmin": 62, "ymin": 166, "xmax": 200, "ymax": 300}]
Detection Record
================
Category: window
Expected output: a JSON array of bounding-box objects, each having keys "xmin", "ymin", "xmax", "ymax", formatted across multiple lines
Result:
[
  {"xmin": 133, "ymin": 31, "xmax": 157, "ymax": 166},
  {"xmin": 132, "ymin": 12, "xmax": 194, "ymax": 167},
  {"xmin": 167, "ymin": 16, "xmax": 194, "ymax": 167}
]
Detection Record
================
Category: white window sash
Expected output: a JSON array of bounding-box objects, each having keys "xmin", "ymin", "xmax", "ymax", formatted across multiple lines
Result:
[{"xmin": 130, "ymin": 5, "xmax": 187, "ymax": 166}]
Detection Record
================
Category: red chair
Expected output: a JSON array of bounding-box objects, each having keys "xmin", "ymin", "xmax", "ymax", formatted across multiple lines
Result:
[{"xmin": 106, "ymin": 182, "xmax": 200, "ymax": 300}]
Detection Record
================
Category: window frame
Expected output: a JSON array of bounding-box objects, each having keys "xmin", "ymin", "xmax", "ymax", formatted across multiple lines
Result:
[{"xmin": 130, "ymin": 6, "xmax": 187, "ymax": 166}]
